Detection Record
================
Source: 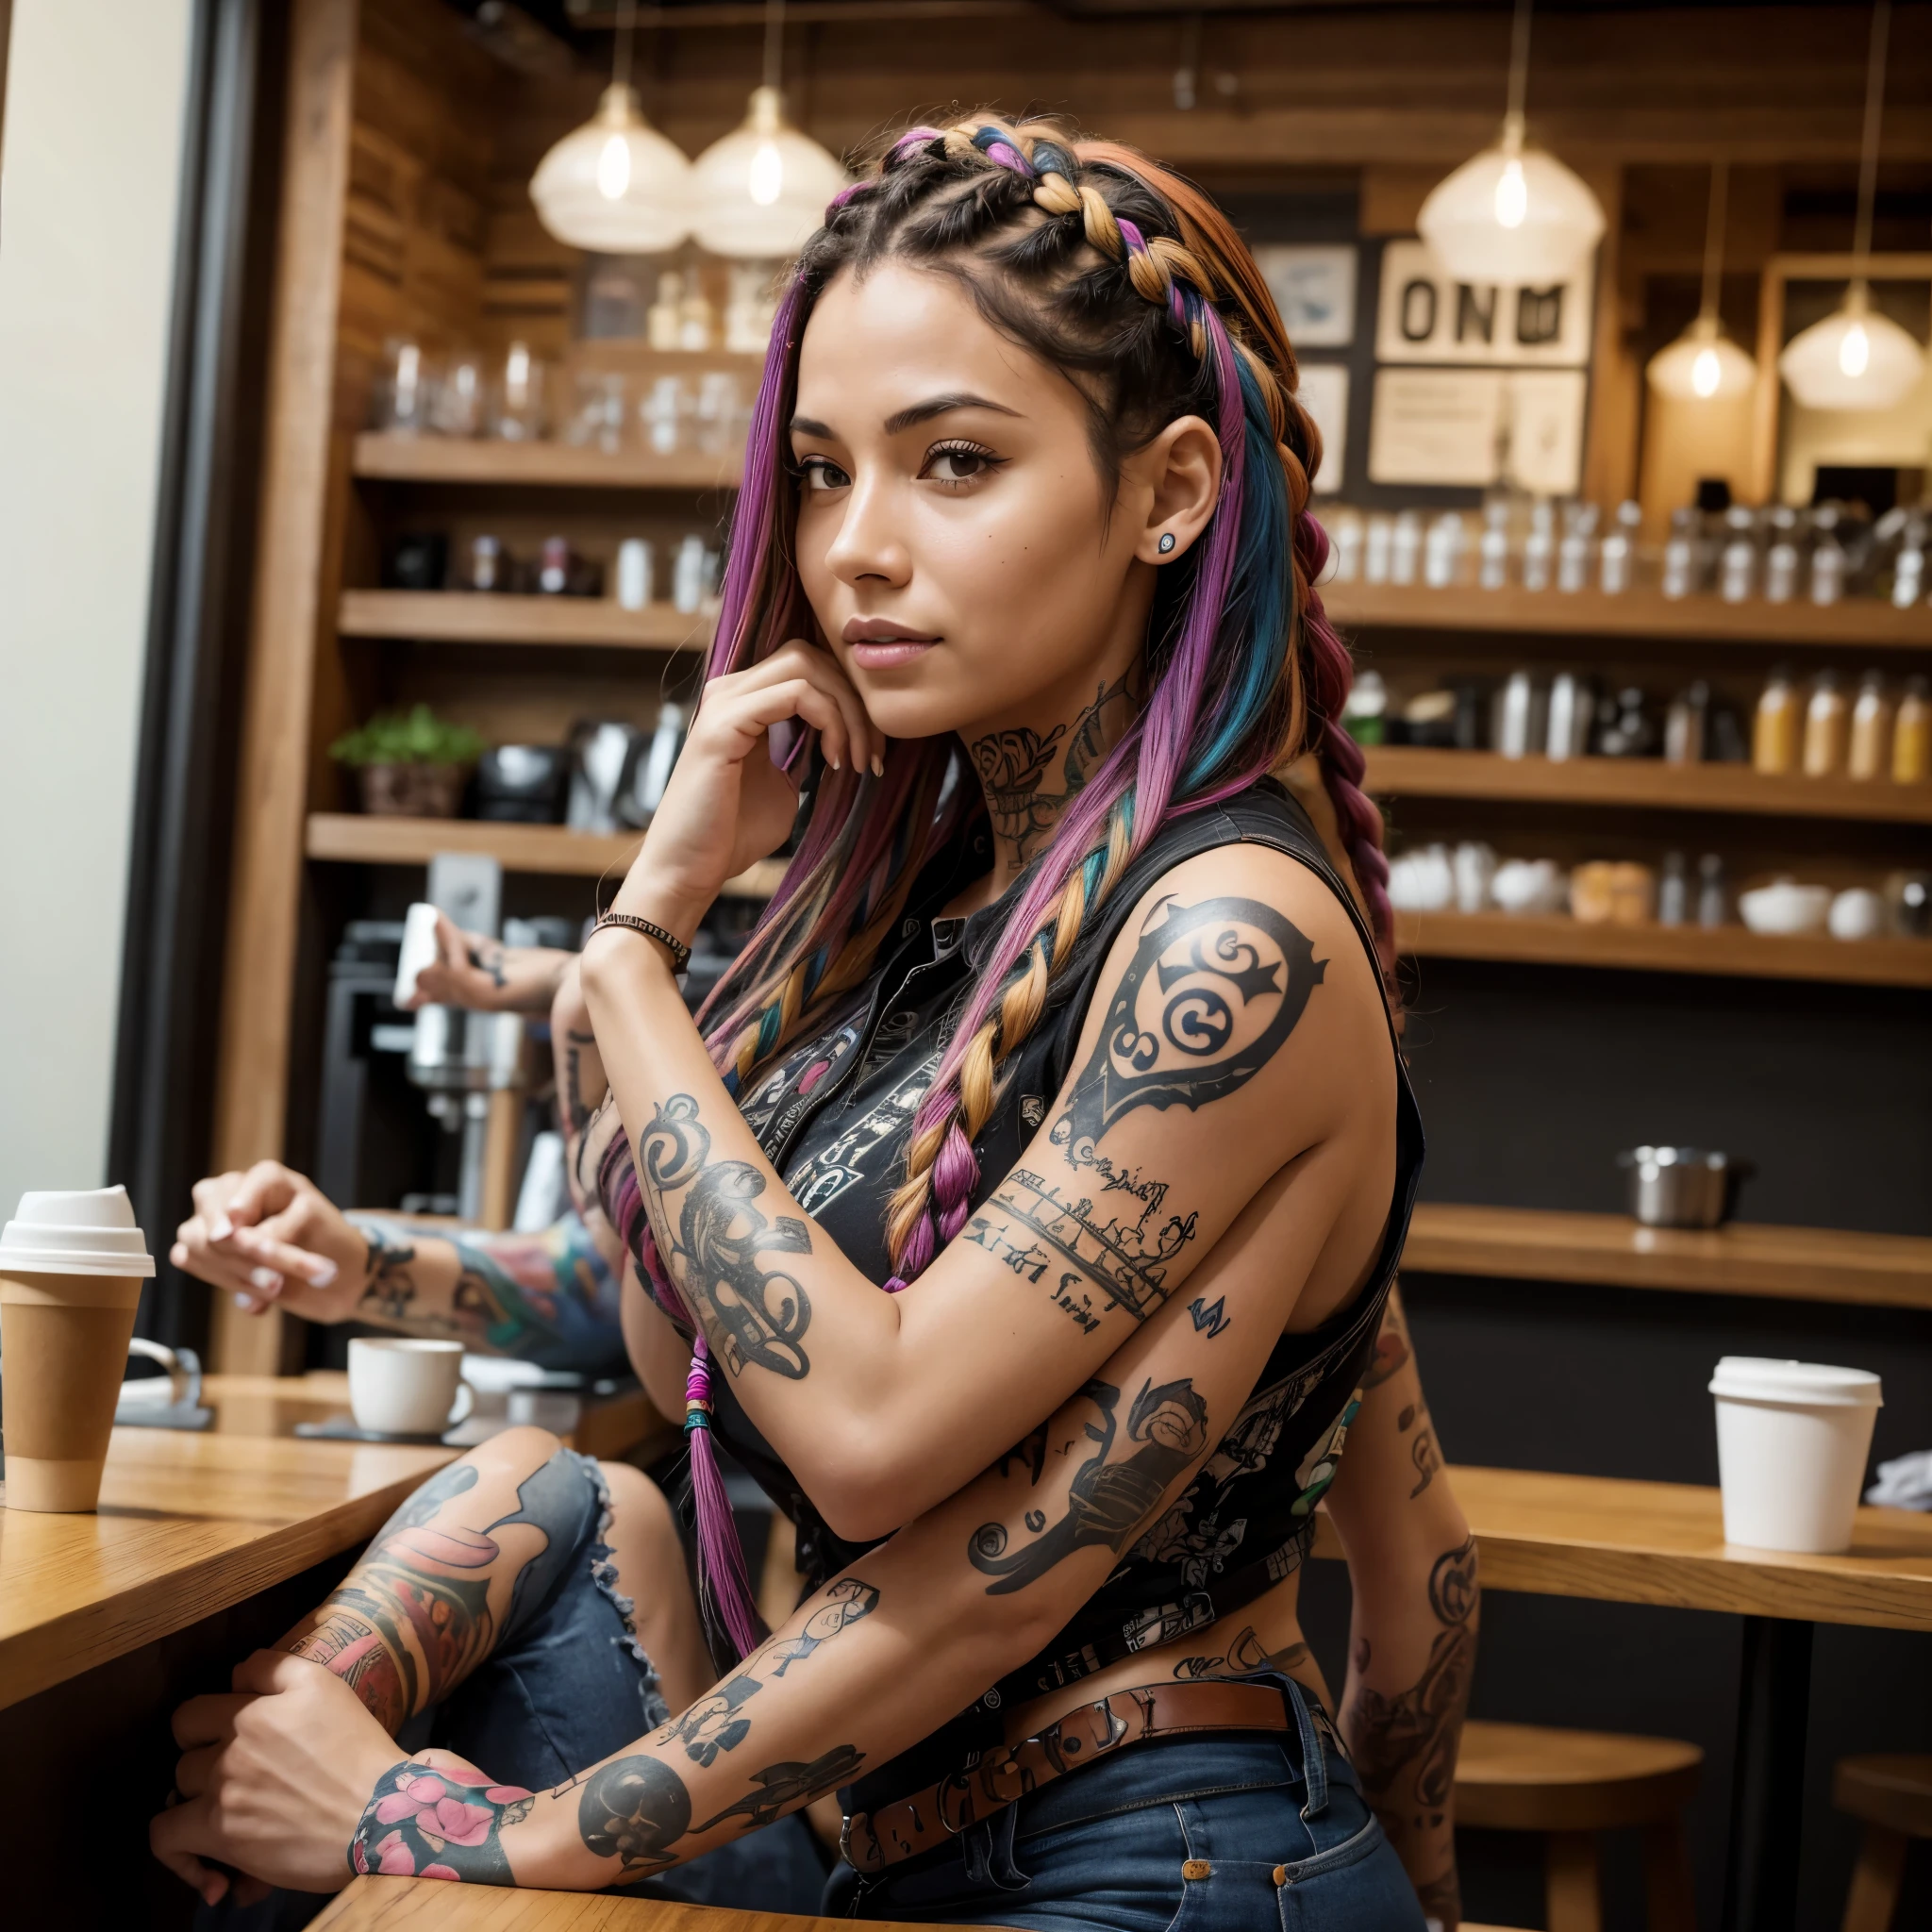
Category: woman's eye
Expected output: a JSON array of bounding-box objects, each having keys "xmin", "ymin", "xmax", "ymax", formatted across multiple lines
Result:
[
  {"xmin": 924, "ymin": 444, "xmax": 998, "ymax": 484},
  {"xmin": 799, "ymin": 457, "xmax": 851, "ymax": 491}
]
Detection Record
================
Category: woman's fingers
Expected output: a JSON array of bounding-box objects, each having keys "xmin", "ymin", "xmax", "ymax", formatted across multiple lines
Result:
[
  {"xmin": 172, "ymin": 1690, "xmax": 251, "ymax": 1750},
  {"xmin": 150, "ymin": 1799, "xmax": 230, "ymax": 1908},
  {"xmin": 226, "ymin": 1221, "xmax": 338, "ymax": 1288},
  {"xmin": 169, "ymin": 1241, "xmax": 283, "ymax": 1305},
  {"xmin": 717, "ymin": 677, "xmax": 853, "ymax": 773},
  {"xmin": 174, "ymin": 1743, "xmax": 219, "ymax": 1800},
  {"xmin": 719, "ymin": 641, "xmax": 883, "ymax": 774}
]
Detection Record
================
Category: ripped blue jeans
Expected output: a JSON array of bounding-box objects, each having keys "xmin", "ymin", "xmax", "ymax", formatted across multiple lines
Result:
[
  {"xmin": 824, "ymin": 1677, "xmax": 1425, "ymax": 1930},
  {"xmin": 405, "ymin": 1451, "xmax": 827, "ymax": 1912}
]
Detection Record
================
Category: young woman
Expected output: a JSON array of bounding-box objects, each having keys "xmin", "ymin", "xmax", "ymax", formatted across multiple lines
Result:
[{"xmin": 154, "ymin": 117, "xmax": 1476, "ymax": 1930}]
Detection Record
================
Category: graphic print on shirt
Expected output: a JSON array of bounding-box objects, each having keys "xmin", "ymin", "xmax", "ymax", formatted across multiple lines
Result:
[{"xmin": 783, "ymin": 1056, "xmax": 938, "ymax": 1217}]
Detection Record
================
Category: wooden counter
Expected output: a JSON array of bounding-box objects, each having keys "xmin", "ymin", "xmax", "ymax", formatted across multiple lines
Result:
[
  {"xmin": 0, "ymin": 1426, "xmax": 454, "ymax": 1712},
  {"xmin": 1403, "ymin": 1202, "xmax": 1932, "ymax": 1310},
  {"xmin": 1312, "ymin": 1464, "xmax": 1932, "ymax": 1633}
]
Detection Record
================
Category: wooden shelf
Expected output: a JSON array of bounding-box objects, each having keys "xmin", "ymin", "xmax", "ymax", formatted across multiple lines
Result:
[
  {"xmin": 1403, "ymin": 1202, "xmax": 1932, "ymax": 1311},
  {"xmin": 1324, "ymin": 580, "xmax": 1932, "ymax": 650},
  {"xmin": 351, "ymin": 433, "xmax": 742, "ymax": 491},
  {"xmin": 1365, "ymin": 745, "xmax": 1932, "ymax": 824},
  {"xmin": 305, "ymin": 814, "xmax": 787, "ymax": 897},
  {"xmin": 1395, "ymin": 907, "xmax": 1932, "ymax": 988},
  {"xmin": 338, "ymin": 590, "xmax": 715, "ymax": 652}
]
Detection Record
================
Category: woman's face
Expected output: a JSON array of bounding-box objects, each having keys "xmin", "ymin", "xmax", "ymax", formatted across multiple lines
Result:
[{"xmin": 789, "ymin": 260, "xmax": 1208, "ymax": 745}]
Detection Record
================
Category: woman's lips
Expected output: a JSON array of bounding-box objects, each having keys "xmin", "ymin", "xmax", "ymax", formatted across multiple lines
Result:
[{"xmin": 842, "ymin": 619, "xmax": 940, "ymax": 670}]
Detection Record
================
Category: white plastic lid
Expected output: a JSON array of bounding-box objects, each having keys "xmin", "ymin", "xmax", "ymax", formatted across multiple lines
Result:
[
  {"xmin": 0, "ymin": 1185, "xmax": 156, "ymax": 1277},
  {"xmin": 1709, "ymin": 1356, "xmax": 1882, "ymax": 1408}
]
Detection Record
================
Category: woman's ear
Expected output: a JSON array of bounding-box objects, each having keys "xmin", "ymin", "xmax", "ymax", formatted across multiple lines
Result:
[{"xmin": 1128, "ymin": 414, "xmax": 1223, "ymax": 566}]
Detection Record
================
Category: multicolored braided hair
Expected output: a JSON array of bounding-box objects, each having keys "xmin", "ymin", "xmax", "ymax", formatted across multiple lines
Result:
[{"xmin": 604, "ymin": 113, "xmax": 1390, "ymax": 1654}]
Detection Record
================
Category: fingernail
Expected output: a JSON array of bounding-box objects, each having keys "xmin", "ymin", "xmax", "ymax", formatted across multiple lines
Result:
[
  {"xmin": 308, "ymin": 1259, "xmax": 338, "ymax": 1287},
  {"xmin": 208, "ymin": 1214, "xmax": 233, "ymax": 1241},
  {"xmin": 872, "ymin": 755, "xmax": 885, "ymax": 777},
  {"xmin": 250, "ymin": 1267, "xmax": 280, "ymax": 1291},
  {"xmin": 830, "ymin": 756, "xmax": 842, "ymax": 771},
  {"xmin": 233, "ymin": 1291, "xmax": 256, "ymax": 1309}
]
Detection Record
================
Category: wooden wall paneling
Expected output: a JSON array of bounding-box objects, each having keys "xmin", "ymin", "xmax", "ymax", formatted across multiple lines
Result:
[
  {"xmin": 208, "ymin": 0, "xmax": 362, "ymax": 1375},
  {"xmin": 1581, "ymin": 164, "xmax": 1639, "ymax": 510}
]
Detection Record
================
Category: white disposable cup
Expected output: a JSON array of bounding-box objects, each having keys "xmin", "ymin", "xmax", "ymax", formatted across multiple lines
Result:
[
  {"xmin": 348, "ymin": 1337, "xmax": 475, "ymax": 1437},
  {"xmin": 1709, "ymin": 1357, "xmax": 1882, "ymax": 1554},
  {"xmin": 393, "ymin": 901, "xmax": 442, "ymax": 1008}
]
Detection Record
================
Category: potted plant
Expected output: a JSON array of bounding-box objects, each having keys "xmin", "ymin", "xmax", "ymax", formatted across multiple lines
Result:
[{"xmin": 329, "ymin": 705, "xmax": 487, "ymax": 818}]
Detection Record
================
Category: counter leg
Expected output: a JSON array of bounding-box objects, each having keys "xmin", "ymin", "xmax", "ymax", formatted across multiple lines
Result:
[{"xmin": 1719, "ymin": 1614, "xmax": 1813, "ymax": 1932}]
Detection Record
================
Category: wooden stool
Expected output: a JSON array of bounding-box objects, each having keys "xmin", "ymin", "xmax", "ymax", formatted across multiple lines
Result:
[
  {"xmin": 1455, "ymin": 1719, "xmax": 1703, "ymax": 1932},
  {"xmin": 1834, "ymin": 1754, "xmax": 1932, "ymax": 1932}
]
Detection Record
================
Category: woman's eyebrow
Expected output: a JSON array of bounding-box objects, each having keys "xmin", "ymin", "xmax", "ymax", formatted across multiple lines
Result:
[
  {"xmin": 882, "ymin": 392, "xmax": 1021, "ymax": 436},
  {"xmin": 790, "ymin": 414, "xmax": 837, "ymax": 439}
]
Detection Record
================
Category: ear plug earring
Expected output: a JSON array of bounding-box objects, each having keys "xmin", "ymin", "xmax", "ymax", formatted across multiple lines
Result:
[{"xmin": 1158, "ymin": 531, "xmax": 1176, "ymax": 555}]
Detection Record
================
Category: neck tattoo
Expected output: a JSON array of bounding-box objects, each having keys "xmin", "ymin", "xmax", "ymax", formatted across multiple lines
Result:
[{"xmin": 970, "ymin": 675, "xmax": 1132, "ymax": 874}]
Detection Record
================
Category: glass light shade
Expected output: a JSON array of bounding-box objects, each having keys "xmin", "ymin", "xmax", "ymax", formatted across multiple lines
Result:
[
  {"xmin": 690, "ymin": 86, "xmax": 850, "ymax": 259},
  {"xmin": 1647, "ymin": 314, "xmax": 1757, "ymax": 400},
  {"xmin": 1778, "ymin": 284, "xmax": 1926, "ymax": 410},
  {"xmin": 530, "ymin": 84, "xmax": 691, "ymax": 255},
  {"xmin": 1417, "ymin": 120, "xmax": 1606, "ymax": 287}
]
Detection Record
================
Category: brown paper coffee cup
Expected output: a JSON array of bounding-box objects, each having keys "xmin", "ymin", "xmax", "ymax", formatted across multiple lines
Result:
[
  {"xmin": 1, "ymin": 1186, "xmax": 155, "ymax": 1513},
  {"xmin": 1, "ymin": 1273, "xmax": 145, "ymax": 1511}
]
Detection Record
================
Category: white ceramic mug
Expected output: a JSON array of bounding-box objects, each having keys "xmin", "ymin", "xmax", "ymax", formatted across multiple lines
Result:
[
  {"xmin": 1710, "ymin": 1357, "xmax": 1882, "ymax": 1554},
  {"xmin": 348, "ymin": 1337, "xmax": 475, "ymax": 1438}
]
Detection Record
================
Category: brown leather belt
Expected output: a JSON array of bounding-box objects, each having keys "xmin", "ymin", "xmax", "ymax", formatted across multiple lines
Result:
[{"xmin": 840, "ymin": 1680, "xmax": 1299, "ymax": 1874}]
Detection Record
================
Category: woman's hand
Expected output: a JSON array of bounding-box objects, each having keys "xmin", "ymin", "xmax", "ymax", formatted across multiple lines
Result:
[
  {"xmin": 615, "ymin": 640, "xmax": 885, "ymax": 941},
  {"xmin": 173, "ymin": 1163, "xmax": 366, "ymax": 1319},
  {"xmin": 404, "ymin": 912, "xmax": 573, "ymax": 1014},
  {"xmin": 152, "ymin": 1652, "xmax": 403, "ymax": 1905}
]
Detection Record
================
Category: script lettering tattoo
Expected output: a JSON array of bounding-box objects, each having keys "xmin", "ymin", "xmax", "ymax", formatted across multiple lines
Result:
[
  {"xmin": 640, "ymin": 1093, "xmax": 813, "ymax": 1379},
  {"xmin": 970, "ymin": 675, "xmax": 1130, "ymax": 871},
  {"xmin": 1052, "ymin": 895, "xmax": 1324, "ymax": 1164},
  {"xmin": 970, "ymin": 1377, "xmax": 1210, "ymax": 1593},
  {"xmin": 575, "ymin": 1754, "xmax": 692, "ymax": 1875},
  {"xmin": 1188, "ymin": 1294, "xmax": 1231, "ymax": 1340},
  {"xmin": 349, "ymin": 1757, "xmax": 534, "ymax": 1882},
  {"xmin": 691, "ymin": 1744, "xmax": 866, "ymax": 1834},
  {"xmin": 1344, "ymin": 1534, "xmax": 1478, "ymax": 1925}
]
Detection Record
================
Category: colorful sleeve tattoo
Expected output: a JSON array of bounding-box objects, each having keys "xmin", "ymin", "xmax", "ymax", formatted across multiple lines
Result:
[
  {"xmin": 346, "ymin": 1209, "xmax": 626, "ymax": 1374},
  {"xmin": 350, "ymin": 1758, "xmax": 535, "ymax": 1881}
]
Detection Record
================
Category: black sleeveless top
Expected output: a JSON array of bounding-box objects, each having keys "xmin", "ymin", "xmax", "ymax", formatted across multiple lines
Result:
[{"xmin": 675, "ymin": 778, "xmax": 1425, "ymax": 1807}]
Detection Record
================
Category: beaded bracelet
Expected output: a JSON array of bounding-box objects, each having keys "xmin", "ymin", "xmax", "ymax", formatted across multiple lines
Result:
[{"xmin": 591, "ymin": 912, "xmax": 691, "ymax": 974}]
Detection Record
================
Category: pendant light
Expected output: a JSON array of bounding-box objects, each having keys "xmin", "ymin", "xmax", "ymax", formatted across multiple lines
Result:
[
  {"xmin": 1779, "ymin": 1, "xmax": 1924, "ymax": 411},
  {"xmin": 1648, "ymin": 163, "xmax": 1757, "ymax": 400},
  {"xmin": 529, "ymin": 0, "xmax": 691, "ymax": 255},
  {"xmin": 689, "ymin": 0, "xmax": 850, "ymax": 260},
  {"xmin": 1417, "ymin": 0, "xmax": 1605, "ymax": 287}
]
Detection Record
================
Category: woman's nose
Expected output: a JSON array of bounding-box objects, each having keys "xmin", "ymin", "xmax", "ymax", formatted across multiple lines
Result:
[{"xmin": 824, "ymin": 471, "xmax": 912, "ymax": 589}]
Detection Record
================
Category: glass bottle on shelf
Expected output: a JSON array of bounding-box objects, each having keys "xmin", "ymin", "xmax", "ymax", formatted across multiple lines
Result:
[
  {"xmin": 1423, "ymin": 511, "xmax": 1464, "ymax": 588},
  {"xmin": 647, "ymin": 271, "xmax": 684, "ymax": 351},
  {"xmin": 1657, "ymin": 851, "xmax": 1690, "ymax": 927},
  {"xmin": 489, "ymin": 341, "xmax": 546, "ymax": 441},
  {"xmin": 1597, "ymin": 500, "xmax": 1641, "ymax": 593},
  {"xmin": 1752, "ymin": 667, "xmax": 1800, "ymax": 775},
  {"xmin": 1848, "ymin": 673, "xmax": 1893, "ymax": 781},
  {"xmin": 1808, "ymin": 507, "xmax": 1846, "ymax": 606},
  {"xmin": 1390, "ymin": 509, "xmax": 1423, "ymax": 586},
  {"xmin": 374, "ymin": 338, "xmax": 433, "ymax": 436},
  {"xmin": 1660, "ymin": 506, "xmax": 1698, "ymax": 600},
  {"xmin": 1522, "ymin": 498, "xmax": 1557, "ymax": 591},
  {"xmin": 1718, "ymin": 505, "xmax": 1758, "ymax": 604},
  {"xmin": 1803, "ymin": 671, "xmax": 1850, "ymax": 777},
  {"xmin": 1364, "ymin": 512, "xmax": 1394, "ymax": 584},
  {"xmin": 1665, "ymin": 681, "xmax": 1709, "ymax": 764},
  {"xmin": 640, "ymin": 374, "xmax": 689, "ymax": 455},
  {"xmin": 1328, "ymin": 508, "xmax": 1365, "ymax": 582},
  {"xmin": 678, "ymin": 281, "xmax": 719, "ymax": 351},
  {"xmin": 1477, "ymin": 500, "xmax": 1511, "ymax": 590},
  {"xmin": 1762, "ymin": 506, "xmax": 1802, "ymax": 603},
  {"xmin": 1557, "ymin": 501, "xmax": 1597, "ymax": 592},
  {"xmin": 1893, "ymin": 676, "xmax": 1931, "ymax": 783},
  {"xmin": 1696, "ymin": 853, "xmax": 1728, "ymax": 927},
  {"xmin": 1893, "ymin": 516, "xmax": 1926, "ymax": 608}
]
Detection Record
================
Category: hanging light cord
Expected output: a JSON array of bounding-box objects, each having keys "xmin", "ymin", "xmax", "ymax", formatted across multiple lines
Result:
[
  {"xmin": 1853, "ymin": 0, "xmax": 1891, "ymax": 271},
  {"xmin": 1503, "ymin": 0, "xmax": 1533, "ymax": 142},
  {"xmin": 763, "ymin": 0, "xmax": 786, "ymax": 92},
  {"xmin": 1699, "ymin": 160, "xmax": 1728, "ymax": 324},
  {"xmin": 611, "ymin": 0, "xmax": 637, "ymax": 92}
]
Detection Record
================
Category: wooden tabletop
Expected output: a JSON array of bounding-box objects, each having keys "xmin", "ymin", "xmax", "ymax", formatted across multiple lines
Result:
[
  {"xmin": 1403, "ymin": 1202, "xmax": 1932, "ymax": 1311},
  {"xmin": 1312, "ymin": 1465, "xmax": 1932, "ymax": 1632},
  {"xmin": 312, "ymin": 1874, "xmax": 1010, "ymax": 1931},
  {"xmin": 0, "ymin": 1424, "xmax": 455, "ymax": 1712}
]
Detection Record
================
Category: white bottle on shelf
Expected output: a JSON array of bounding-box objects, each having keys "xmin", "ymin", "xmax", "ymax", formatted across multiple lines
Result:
[
  {"xmin": 1391, "ymin": 510, "xmax": 1423, "ymax": 586},
  {"xmin": 1597, "ymin": 500, "xmax": 1641, "ymax": 593},
  {"xmin": 1522, "ymin": 499, "xmax": 1557, "ymax": 591}
]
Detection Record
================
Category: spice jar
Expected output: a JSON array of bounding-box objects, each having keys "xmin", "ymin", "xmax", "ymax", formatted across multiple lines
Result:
[
  {"xmin": 1894, "ymin": 676, "xmax": 1931, "ymax": 784},
  {"xmin": 1848, "ymin": 673, "xmax": 1894, "ymax": 781},
  {"xmin": 1803, "ymin": 672, "xmax": 1850, "ymax": 777},
  {"xmin": 1752, "ymin": 668, "xmax": 1800, "ymax": 775}
]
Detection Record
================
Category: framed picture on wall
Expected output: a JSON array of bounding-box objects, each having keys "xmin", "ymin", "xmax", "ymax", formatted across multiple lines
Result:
[
  {"xmin": 1294, "ymin": 362, "xmax": 1351, "ymax": 492},
  {"xmin": 1255, "ymin": 244, "xmax": 1358, "ymax": 347}
]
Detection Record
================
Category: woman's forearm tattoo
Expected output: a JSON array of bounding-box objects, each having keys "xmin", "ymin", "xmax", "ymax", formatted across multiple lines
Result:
[
  {"xmin": 350, "ymin": 1758, "xmax": 534, "ymax": 1881},
  {"xmin": 970, "ymin": 1376, "xmax": 1211, "ymax": 1592},
  {"xmin": 639, "ymin": 1093, "xmax": 814, "ymax": 1379}
]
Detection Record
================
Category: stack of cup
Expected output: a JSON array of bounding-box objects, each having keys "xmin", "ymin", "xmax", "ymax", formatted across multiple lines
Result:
[
  {"xmin": 1, "ymin": 1187, "xmax": 156, "ymax": 1512},
  {"xmin": 1709, "ymin": 1357, "xmax": 1884, "ymax": 1554}
]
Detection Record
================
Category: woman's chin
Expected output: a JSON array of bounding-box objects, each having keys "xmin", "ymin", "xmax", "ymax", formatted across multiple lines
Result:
[{"xmin": 856, "ymin": 688, "xmax": 979, "ymax": 749}]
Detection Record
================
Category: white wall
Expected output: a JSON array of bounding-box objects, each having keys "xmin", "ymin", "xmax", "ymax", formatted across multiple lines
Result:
[{"xmin": 0, "ymin": 0, "xmax": 196, "ymax": 1219}]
